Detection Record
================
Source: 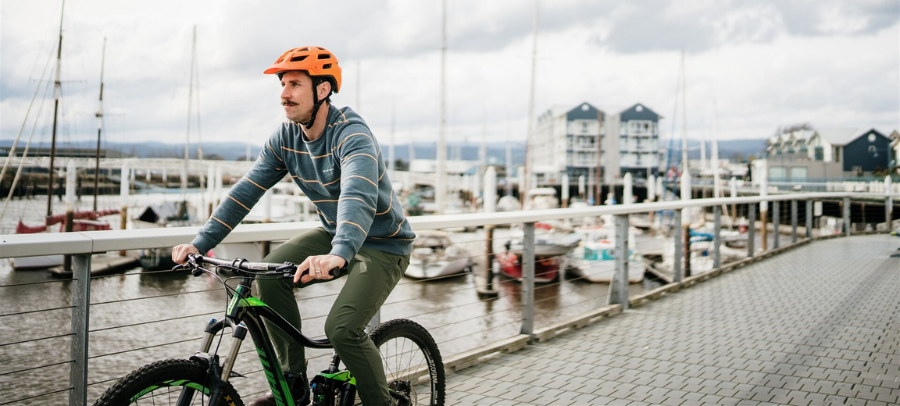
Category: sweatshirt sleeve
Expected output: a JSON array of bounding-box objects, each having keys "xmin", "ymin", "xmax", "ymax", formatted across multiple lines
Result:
[
  {"xmin": 328, "ymin": 125, "xmax": 380, "ymax": 262},
  {"xmin": 190, "ymin": 133, "xmax": 289, "ymax": 253}
]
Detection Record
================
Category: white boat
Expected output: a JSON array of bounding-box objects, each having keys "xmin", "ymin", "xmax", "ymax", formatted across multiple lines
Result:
[
  {"xmin": 565, "ymin": 224, "xmax": 645, "ymax": 283},
  {"xmin": 12, "ymin": 255, "xmax": 65, "ymax": 270},
  {"xmin": 648, "ymin": 231, "xmax": 748, "ymax": 279},
  {"xmin": 496, "ymin": 195, "xmax": 521, "ymax": 212},
  {"xmin": 404, "ymin": 230, "xmax": 473, "ymax": 280},
  {"xmin": 524, "ymin": 187, "xmax": 559, "ymax": 210}
]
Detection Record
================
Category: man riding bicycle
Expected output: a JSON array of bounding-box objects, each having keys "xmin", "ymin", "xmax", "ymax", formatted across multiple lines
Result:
[{"xmin": 172, "ymin": 46, "xmax": 415, "ymax": 406}]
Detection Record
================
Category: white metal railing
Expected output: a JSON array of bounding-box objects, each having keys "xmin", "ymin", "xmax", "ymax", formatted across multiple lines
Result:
[{"xmin": 2, "ymin": 192, "xmax": 883, "ymax": 257}]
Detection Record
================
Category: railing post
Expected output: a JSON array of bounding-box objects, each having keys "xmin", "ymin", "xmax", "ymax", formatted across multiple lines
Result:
[
  {"xmin": 791, "ymin": 199, "xmax": 798, "ymax": 243},
  {"xmin": 521, "ymin": 222, "xmax": 535, "ymax": 340},
  {"xmin": 843, "ymin": 197, "xmax": 851, "ymax": 236},
  {"xmin": 773, "ymin": 200, "xmax": 780, "ymax": 249},
  {"xmin": 747, "ymin": 203, "xmax": 756, "ymax": 258},
  {"xmin": 806, "ymin": 199, "xmax": 813, "ymax": 238},
  {"xmin": 887, "ymin": 195, "xmax": 893, "ymax": 231},
  {"xmin": 673, "ymin": 209, "xmax": 683, "ymax": 283},
  {"xmin": 608, "ymin": 215, "xmax": 629, "ymax": 310},
  {"xmin": 713, "ymin": 205, "xmax": 721, "ymax": 269},
  {"xmin": 70, "ymin": 254, "xmax": 91, "ymax": 406}
]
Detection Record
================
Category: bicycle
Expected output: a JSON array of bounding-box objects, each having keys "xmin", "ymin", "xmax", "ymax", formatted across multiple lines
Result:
[{"xmin": 94, "ymin": 254, "xmax": 445, "ymax": 405}]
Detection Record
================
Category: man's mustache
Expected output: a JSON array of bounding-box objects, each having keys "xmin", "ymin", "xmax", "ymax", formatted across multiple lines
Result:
[{"xmin": 282, "ymin": 100, "xmax": 297, "ymax": 106}]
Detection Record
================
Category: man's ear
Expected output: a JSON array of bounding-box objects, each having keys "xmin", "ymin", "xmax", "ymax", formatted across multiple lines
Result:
[{"xmin": 317, "ymin": 81, "xmax": 332, "ymax": 100}]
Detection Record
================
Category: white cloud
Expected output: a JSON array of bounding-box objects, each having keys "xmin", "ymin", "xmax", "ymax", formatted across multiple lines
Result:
[{"xmin": 1, "ymin": 0, "xmax": 897, "ymax": 152}]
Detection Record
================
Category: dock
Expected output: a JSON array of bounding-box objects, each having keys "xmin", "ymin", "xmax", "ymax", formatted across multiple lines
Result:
[{"xmin": 445, "ymin": 234, "xmax": 899, "ymax": 405}]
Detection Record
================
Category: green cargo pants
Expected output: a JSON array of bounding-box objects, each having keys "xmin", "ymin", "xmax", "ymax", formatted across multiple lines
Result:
[{"xmin": 257, "ymin": 227, "xmax": 408, "ymax": 406}]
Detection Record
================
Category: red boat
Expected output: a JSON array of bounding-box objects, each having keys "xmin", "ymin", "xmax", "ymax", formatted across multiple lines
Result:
[{"xmin": 495, "ymin": 243, "xmax": 573, "ymax": 284}]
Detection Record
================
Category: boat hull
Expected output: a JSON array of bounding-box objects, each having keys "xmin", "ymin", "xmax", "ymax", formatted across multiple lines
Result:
[
  {"xmin": 566, "ymin": 259, "xmax": 645, "ymax": 283},
  {"xmin": 495, "ymin": 251, "xmax": 563, "ymax": 284},
  {"xmin": 11, "ymin": 255, "xmax": 64, "ymax": 270},
  {"xmin": 404, "ymin": 257, "xmax": 471, "ymax": 280}
]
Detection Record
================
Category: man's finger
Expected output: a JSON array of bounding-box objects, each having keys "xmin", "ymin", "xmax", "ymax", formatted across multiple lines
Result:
[{"xmin": 294, "ymin": 258, "xmax": 312, "ymax": 283}]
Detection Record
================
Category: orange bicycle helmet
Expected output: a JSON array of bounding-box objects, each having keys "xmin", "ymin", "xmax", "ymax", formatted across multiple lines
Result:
[{"xmin": 264, "ymin": 46, "xmax": 342, "ymax": 93}]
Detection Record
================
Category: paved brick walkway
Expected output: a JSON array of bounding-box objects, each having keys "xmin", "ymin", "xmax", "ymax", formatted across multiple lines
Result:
[{"xmin": 446, "ymin": 235, "xmax": 900, "ymax": 405}]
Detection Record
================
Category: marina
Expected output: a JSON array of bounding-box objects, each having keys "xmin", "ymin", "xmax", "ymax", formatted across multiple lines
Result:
[
  {"xmin": 1, "ymin": 190, "xmax": 897, "ymax": 405},
  {"xmin": 1, "ymin": 1, "xmax": 898, "ymax": 404}
]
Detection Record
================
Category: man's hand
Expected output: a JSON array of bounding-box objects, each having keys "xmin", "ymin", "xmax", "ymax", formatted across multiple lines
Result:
[
  {"xmin": 295, "ymin": 254, "xmax": 346, "ymax": 284},
  {"xmin": 172, "ymin": 244, "xmax": 200, "ymax": 264}
]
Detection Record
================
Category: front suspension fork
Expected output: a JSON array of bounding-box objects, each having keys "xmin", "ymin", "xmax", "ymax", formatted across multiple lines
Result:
[{"xmin": 176, "ymin": 318, "xmax": 248, "ymax": 405}]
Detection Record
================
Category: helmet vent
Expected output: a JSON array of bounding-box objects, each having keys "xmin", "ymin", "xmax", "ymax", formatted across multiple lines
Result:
[
  {"xmin": 290, "ymin": 55, "xmax": 308, "ymax": 62},
  {"xmin": 322, "ymin": 63, "xmax": 332, "ymax": 69},
  {"xmin": 317, "ymin": 53, "xmax": 332, "ymax": 60}
]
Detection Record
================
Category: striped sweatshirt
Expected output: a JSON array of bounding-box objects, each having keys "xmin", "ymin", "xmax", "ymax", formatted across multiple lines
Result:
[{"xmin": 191, "ymin": 105, "xmax": 415, "ymax": 262}]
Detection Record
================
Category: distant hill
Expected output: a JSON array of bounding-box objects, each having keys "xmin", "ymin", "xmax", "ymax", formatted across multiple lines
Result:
[{"xmin": 0, "ymin": 138, "xmax": 766, "ymax": 164}]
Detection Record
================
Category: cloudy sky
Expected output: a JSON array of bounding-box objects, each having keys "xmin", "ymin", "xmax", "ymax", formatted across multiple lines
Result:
[{"xmin": 1, "ymin": 0, "xmax": 897, "ymax": 152}]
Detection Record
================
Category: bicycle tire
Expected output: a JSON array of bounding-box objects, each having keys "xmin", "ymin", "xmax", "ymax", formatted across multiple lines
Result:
[
  {"xmin": 369, "ymin": 319, "xmax": 445, "ymax": 406},
  {"xmin": 93, "ymin": 358, "xmax": 244, "ymax": 406}
]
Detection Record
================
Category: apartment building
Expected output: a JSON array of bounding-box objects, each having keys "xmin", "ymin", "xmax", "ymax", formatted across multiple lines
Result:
[{"xmin": 531, "ymin": 102, "xmax": 662, "ymax": 187}]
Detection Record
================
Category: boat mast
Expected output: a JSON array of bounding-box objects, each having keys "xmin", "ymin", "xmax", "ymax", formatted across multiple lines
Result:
[
  {"xmin": 93, "ymin": 37, "xmax": 106, "ymax": 211},
  {"xmin": 47, "ymin": 0, "xmax": 66, "ymax": 217},
  {"xmin": 680, "ymin": 49, "xmax": 688, "ymax": 187},
  {"xmin": 183, "ymin": 25, "xmax": 197, "ymax": 196},
  {"xmin": 522, "ymin": 0, "xmax": 538, "ymax": 208},
  {"xmin": 436, "ymin": 0, "xmax": 447, "ymax": 213}
]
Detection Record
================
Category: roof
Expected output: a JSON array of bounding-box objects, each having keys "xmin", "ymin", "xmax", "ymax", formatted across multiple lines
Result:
[
  {"xmin": 565, "ymin": 102, "xmax": 604, "ymax": 121},
  {"xmin": 814, "ymin": 128, "xmax": 861, "ymax": 146},
  {"xmin": 619, "ymin": 103, "xmax": 661, "ymax": 122}
]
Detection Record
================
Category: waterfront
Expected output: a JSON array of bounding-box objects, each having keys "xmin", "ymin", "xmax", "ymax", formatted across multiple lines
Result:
[
  {"xmin": 0, "ymin": 191, "xmax": 863, "ymax": 404},
  {"xmin": 0, "ymin": 212, "xmax": 664, "ymax": 404}
]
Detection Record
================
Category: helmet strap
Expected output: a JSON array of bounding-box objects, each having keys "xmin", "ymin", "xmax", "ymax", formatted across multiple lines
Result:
[{"xmin": 301, "ymin": 77, "xmax": 329, "ymax": 130}]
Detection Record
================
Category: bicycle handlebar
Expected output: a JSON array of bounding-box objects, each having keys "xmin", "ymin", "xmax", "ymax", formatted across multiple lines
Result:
[{"xmin": 173, "ymin": 254, "xmax": 337, "ymax": 279}]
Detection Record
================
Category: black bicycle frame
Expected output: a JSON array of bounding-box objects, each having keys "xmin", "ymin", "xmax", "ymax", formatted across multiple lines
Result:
[{"xmin": 187, "ymin": 276, "xmax": 343, "ymax": 406}]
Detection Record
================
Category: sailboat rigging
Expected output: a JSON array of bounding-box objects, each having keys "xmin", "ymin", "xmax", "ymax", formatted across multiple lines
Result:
[
  {"xmin": 46, "ymin": 0, "xmax": 66, "ymax": 217},
  {"xmin": 93, "ymin": 37, "xmax": 106, "ymax": 211}
]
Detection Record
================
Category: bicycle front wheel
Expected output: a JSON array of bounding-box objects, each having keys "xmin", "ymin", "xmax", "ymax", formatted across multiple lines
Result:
[
  {"xmin": 93, "ymin": 359, "xmax": 243, "ymax": 406},
  {"xmin": 369, "ymin": 319, "xmax": 445, "ymax": 406}
]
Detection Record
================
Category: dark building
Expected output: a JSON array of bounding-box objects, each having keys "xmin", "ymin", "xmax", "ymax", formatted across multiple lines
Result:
[{"xmin": 842, "ymin": 129, "xmax": 892, "ymax": 175}]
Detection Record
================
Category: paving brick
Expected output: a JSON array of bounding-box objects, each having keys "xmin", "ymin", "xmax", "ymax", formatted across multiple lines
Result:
[{"xmin": 443, "ymin": 236, "xmax": 899, "ymax": 406}]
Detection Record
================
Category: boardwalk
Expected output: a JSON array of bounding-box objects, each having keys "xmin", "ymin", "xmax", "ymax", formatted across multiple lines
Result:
[{"xmin": 446, "ymin": 235, "xmax": 900, "ymax": 405}]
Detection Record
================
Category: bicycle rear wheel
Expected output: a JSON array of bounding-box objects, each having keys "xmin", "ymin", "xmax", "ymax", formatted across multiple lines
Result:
[
  {"xmin": 93, "ymin": 359, "xmax": 243, "ymax": 406},
  {"xmin": 369, "ymin": 319, "xmax": 445, "ymax": 406}
]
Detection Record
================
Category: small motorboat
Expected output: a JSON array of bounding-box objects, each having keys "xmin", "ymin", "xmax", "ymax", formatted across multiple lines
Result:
[
  {"xmin": 495, "ymin": 243, "xmax": 572, "ymax": 284},
  {"xmin": 404, "ymin": 230, "xmax": 473, "ymax": 280},
  {"xmin": 11, "ymin": 210, "xmax": 118, "ymax": 270},
  {"xmin": 495, "ymin": 222, "xmax": 578, "ymax": 283},
  {"xmin": 564, "ymin": 225, "xmax": 645, "ymax": 284}
]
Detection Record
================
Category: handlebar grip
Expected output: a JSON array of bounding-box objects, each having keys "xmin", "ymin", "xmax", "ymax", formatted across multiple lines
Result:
[{"xmin": 294, "ymin": 267, "xmax": 338, "ymax": 279}]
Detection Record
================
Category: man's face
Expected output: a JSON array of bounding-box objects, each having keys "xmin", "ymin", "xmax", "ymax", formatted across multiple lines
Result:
[{"xmin": 280, "ymin": 71, "xmax": 314, "ymax": 123}]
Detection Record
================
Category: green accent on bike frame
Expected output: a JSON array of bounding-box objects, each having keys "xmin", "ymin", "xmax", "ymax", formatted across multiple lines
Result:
[
  {"xmin": 129, "ymin": 380, "xmax": 209, "ymax": 402},
  {"xmin": 227, "ymin": 290, "xmax": 268, "ymax": 316},
  {"xmin": 226, "ymin": 285, "xmax": 245, "ymax": 316},
  {"xmin": 317, "ymin": 370, "xmax": 357, "ymax": 386},
  {"xmin": 254, "ymin": 342, "xmax": 295, "ymax": 406},
  {"xmin": 242, "ymin": 297, "xmax": 267, "ymax": 307}
]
